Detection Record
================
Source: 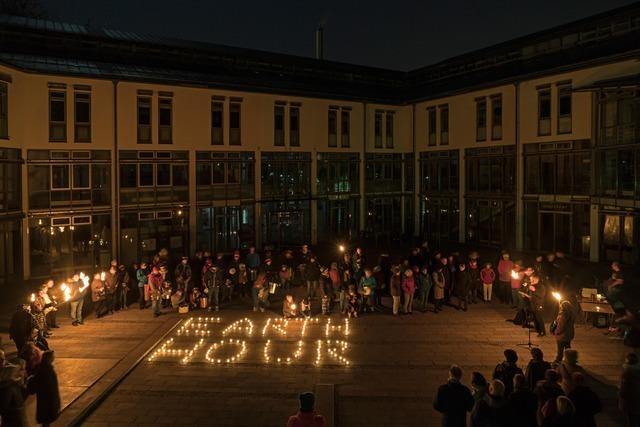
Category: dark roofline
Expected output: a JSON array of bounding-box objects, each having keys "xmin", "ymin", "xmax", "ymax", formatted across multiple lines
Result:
[
  {"xmin": 409, "ymin": 1, "xmax": 640, "ymax": 74},
  {"xmin": 0, "ymin": 2, "xmax": 639, "ymax": 103}
]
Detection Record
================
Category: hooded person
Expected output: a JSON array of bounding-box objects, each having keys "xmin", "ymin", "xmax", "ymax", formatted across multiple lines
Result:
[{"xmin": 493, "ymin": 349, "xmax": 524, "ymax": 397}]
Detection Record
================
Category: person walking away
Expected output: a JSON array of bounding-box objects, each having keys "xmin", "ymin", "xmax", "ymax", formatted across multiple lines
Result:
[
  {"xmin": 0, "ymin": 363, "xmax": 28, "ymax": 427},
  {"xmin": 507, "ymin": 374, "xmax": 537, "ymax": 427},
  {"xmin": 68, "ymin": 277, "xmax": 85, "ymax": 326},
  {"xmin": 551, "ymin": 301, "xmax": 575, "ymax": 364},
  {"xmin": 471, "ymin": 379, "xmax": 509, "ymax": 427},
  {"xmin": 390, "ymin": 266, "xmax": 402, "ymax": 316},
  {"xmin": 433, "ymin": 364, "xmax": 474, "ymax": 427},
  {"xmin": 27, "ymin": 350, "xmax": 60, "ymax": 427},
  {"xmin": 528, "ymin": 273, "xmax": 546, "ymax": 336},
  {"xmin": 454, "ymin": 263, "xmax": 470, "ymax": 312},
  {"xmin": 418, "ymin": 265, "xmax": 432, "ymax": 313},
  {"xmin": 620, "ymin": 352, "xmax": 640, "ymax": 427},
  {"xmin": 402, "ymin": 269, "xmax": 416, "ymax": 314},
  {"xmin": 525, "ymin": 348, "xmax": 551, "ymax": 390},
  {"xmin": 567, "ymin": 372, "xmax": 601, "ymax": 427},
  {"xmin": 493, "ymin": 349, "xmax": 524, "ymax": 397},
  {"xmin": 432, "ymin": 265, "xmax": 446, "ymax": 313},
  {"xmin": 148, "ymin": 266, "xmax": 164, "ymax": 317},
  {"xmin": 480, "ymin": 263, "xmax": 495, "ymax": 303},
  {"xmin": 136, "ymin": 262, "xmax": 149, "ymax": 309},
  {"xmin": 497, "ymin": 251, "xmax": 514, "ymax": 305},
  {"xmin": 286, "ymin": 391, "xmax": 325, "ymax": 427}
]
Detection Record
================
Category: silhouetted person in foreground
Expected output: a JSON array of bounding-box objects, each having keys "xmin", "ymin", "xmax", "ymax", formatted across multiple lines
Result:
[
  {"xmin": 287, "ymin": 392, "xmax": 324, "ymax": 427},
  {"xmin": 434, "ymin": 364, "xmax": 474, "ymax": 427}
]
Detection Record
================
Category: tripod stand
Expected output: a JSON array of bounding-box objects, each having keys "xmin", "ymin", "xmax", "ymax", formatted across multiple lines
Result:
[{"xmin": 516, "ymin": 297, "xmax": 539, "ymax": 349}]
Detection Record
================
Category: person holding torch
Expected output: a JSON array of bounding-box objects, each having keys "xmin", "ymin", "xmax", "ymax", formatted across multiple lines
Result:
[
  {"xmin": 551, "ymin": 295, "xmax": 575, "ymax": 365},
  {"xmin": 68, "ymin": 274, "xmax": 86, "ymax": 326}
]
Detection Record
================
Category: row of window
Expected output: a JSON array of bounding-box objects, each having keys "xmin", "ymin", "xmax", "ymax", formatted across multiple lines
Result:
[
  {"xmin": 475, "ymin": 95, "xmax": 502, "ymax": 141},
  {"xmin": 427, "ymin": 104, "xmax": 449, "ymax": 146},
  {"xmin": 48, "ymin": 86, "xmax": 91, "ymax": 142},
  {"xmin": 537, "ymin": 82, "xmax": 572, "ymax": 136}
]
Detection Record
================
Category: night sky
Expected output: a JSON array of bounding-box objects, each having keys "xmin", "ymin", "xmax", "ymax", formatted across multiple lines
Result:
[{"xmin": 40, "ymin": 0, "xmax": 637, "ymax": 71}]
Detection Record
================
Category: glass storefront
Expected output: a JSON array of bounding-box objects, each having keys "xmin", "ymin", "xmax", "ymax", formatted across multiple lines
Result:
[
  {"xmin": 523, "ymin": 202, "xmax": 590, "ymax": 258},
  {"xmin": 196, "ymin": 151, "xmax": 254, "ymax": 201},
  {"xmin": 420, "ymin": 197, "xmax": 459, "ymax": 244},
  {"xmin": 466, "ymin": 199, "xmax": 516, "ymax": 249},
  {"xmin": 27, "ymin": 149, "xmax": 110, "ymax": 211},
  {"xmin": 317, "ymin": 152, "xmax": 359, "ymax": 241},
  {"xmin": 29, "ymin": 213, "xmax": 111, "ymax": 279},
  {"xmin": 120, "ymin": 210, "xmax": 188, "ymax": 265},
  {"xmin": 262, "ymin": 201, "xmax": 310, "ymax": 247},
  {"xmin": 196, "ymin": 205, "xmax": 254, "ymax": 253},
  {"xmin": 0, "ymin": 218, "xmax": 21, "ymax": 289},
  {"xmin": 601, "ymin": 212, "xmax": 639, "ymax": 264},
  {"xmin": 365, "ymin": 196, "xmax": 402, "ymax": 241},
  {"xmin": 261, "ymin": 152, "xmax": 311, "ymax": 199}
]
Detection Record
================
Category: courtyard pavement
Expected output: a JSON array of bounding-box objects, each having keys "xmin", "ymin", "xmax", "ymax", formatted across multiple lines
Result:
[{"xmin": 55, "ymin": 296, "xmax": 630, "ymax": 427}]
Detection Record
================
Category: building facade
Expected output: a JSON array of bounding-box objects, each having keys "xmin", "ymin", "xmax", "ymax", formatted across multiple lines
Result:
[{"xmin": 0, "ymin": 5, "xmax": 639, "ymax": 284}]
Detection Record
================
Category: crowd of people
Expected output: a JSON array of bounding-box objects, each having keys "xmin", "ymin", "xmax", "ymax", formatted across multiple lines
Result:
[
  {"xmin": 3, "ymin": 239, "xmax": 637, "ymax": 426},
  {"xmin": 434, "ymin": 348, "xmax": 640, "ymax": 427}
]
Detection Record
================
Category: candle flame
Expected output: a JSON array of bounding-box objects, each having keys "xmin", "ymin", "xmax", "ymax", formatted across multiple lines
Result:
[
  {"xmin": 30, "ymin": 293, "xmax": 35, "ymax": 302},
  {"xmin": 510, "ymin": 270, "xmax": 519, "ymax": 280}
]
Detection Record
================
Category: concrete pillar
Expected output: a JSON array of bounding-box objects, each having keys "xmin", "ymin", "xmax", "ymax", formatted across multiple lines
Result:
[
  {"xmin": 589, "ymin": 204, "xmax": 599, "ymax": 262},
  {"xmin": 20, "ymin": 147, "xmax": 30, "ymax": 280},
  {"xmin": 254, "ymin": 150, "xmax": 262, "ymax": 249},
  {"xmin": 311, "ymin": 149, "xmax": 318, "ymax": 245},
  {"xmin": 458, "ymin": 149, "xmax": 465, "ymax": 243},
  {"xmin": 188, "ymin": 150, "xmax": 197, "ymax": 255}
]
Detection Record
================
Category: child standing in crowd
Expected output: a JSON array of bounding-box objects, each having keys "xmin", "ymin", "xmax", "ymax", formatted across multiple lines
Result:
[
  {"xmin": 300, "ymin": 297, "xmax": 311, "ymax": 318},
  {"xmin": 359, "ymin": 268, "xmax": 377, "ymax": 313},
  {"xmin": 136, "ymin": 262, "xmax": 148, "ymax": 309},
  {"xmin": 282, "ymin": 294, "xmax": 297, "ymax": 318},
  {"xmin": 346, "ymin": 287, "xmax": 359, "ymax": 318},
  {"xmin": 321, "ymin": 294, "xmax": 330, "ymax": 316},
  {"xmin": 480, "ymin": 262, "xmax": 496, "ymax": 303}
]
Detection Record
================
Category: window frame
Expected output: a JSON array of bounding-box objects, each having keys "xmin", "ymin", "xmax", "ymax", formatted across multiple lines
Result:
[
  {"xmin": 158, "ymin": 97, "xmax": 173, "ymax": 144},
  {"xmin": 490, "ymin": 95, "xmax": 502, "ymax": 140},
  {"xmin": 439, "ymin": 104, "xmax": 449, "ymax": 145},
  {"xmin": 427, "ymin": 107, "xmax": 437, "ymax": 146},
  {"xmin": 229, "ymin": 102, "xmax": 241, "ymax": 146},
  {"xmin": 49, "ymin": 90, "xmax": 67, "ymax": 142},
  {"xmin": 557, "ymin": 84, "xmax": 572, "ymax": 134},
  {"xmin": 0, "ymin": 82, "xmax": 8, "ymax": 139},
  {"xmin": 537, "ymin": 88, "xmax": 552, "ymax": 136},
  {"xmin": 137, "ymin": 96, "xmax": 152, "ymax": 144},
  {"xmin": 475, "ymin": 98, "xmax": 487, "ymax": 142}
]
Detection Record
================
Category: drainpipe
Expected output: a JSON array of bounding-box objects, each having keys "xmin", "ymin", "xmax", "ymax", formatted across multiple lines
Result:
[{"xmin": 112, "ymin": 80, "xmax": 120, "ymax": 263}]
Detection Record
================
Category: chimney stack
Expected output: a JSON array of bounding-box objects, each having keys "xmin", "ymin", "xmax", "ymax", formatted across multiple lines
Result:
[{"xmin": 315, "ymin": 27, "xmax": 324, "ymax": 60}]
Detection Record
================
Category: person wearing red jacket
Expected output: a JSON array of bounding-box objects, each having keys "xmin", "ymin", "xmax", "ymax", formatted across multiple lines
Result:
[
  {"xmin": 480, "ymin": 262, "xmax": 496, "ymax": 302},
  {"xmin": 402, "ymin": 269, "xmax": 416, "ymax": 314},
  {"xmin": 497, "ymin": 252, "xmax": 514, "ymax": 305},
  {"xmin": 147, "ymin": 266, "xmax": 164, "ymax": 317}
]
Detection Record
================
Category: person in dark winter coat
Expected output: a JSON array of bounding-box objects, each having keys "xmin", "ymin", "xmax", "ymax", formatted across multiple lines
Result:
[
  {"xmin": 0, "ymin": 362, "xmax": 28, "ymax": 427},
  {"xmin": 27, "ymin": 350, "xmax": 60, "ymax": 426},
  {"xmin": 552, "ymin": 301, "xmax": 575, "ymax": 364},
  {"xmin": 567, "ymin": 372, "xmax": 601, "ymax": 427},
  {"xmin": 535, "ymin": 369, "xmax": 565, "ymax": 426},
  {"xmin": 619, "ymin": 352, "xmax": 640, "ymax": 427},
  {"xmin": 471, "ymin": 379, "xmax": 509, "ymax": 427},
  {"xmin": 454, "ymin": 264, "xmax": 471, "ymax": 311},
  {"xmin": 9, "ymin": 305, "xmax": 35, "ymax": 353},
  {"xmin": 493, "ymin": 349, "xmax": 523, "ymax": 397},
  {"xmin": 544, "ymin": 396, "xmax": 577, "ymax": 427},
  {"xmin": 434, "ymin": 365, "xmax": 475, "ymax": 427},
  {"xmin": 507, "ymin": 374, "xmax": 537, "ymax": 427},
  {"xmin": 525, "ymin": 348, "xmax": 552, "ymax": 390}
]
